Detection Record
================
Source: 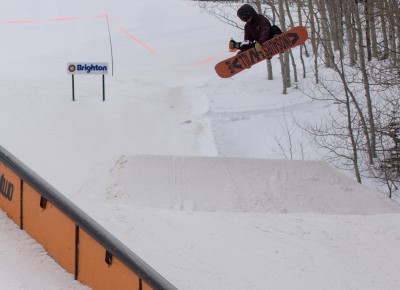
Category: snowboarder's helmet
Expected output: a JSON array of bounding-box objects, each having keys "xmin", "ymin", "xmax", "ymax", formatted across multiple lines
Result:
[
  {"xmin": 237, "ymin": 4, "xmax": 257, "ymax": 22},
  {"xmin": 238, "ymin": 10, "xmax": 251, "ymax": 22}
]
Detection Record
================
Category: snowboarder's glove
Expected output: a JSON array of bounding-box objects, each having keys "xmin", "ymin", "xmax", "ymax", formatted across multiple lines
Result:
[
  {"xmin": 255, "ymin": 42, "xmax": 263, "ymax": 52},
  {"xmin": 229, "ymin": 39, "xmax": 237, "ymax": 49},
  {"xmin": 229, "ymin": 39, "xmax": 241, "ymax": 49}
]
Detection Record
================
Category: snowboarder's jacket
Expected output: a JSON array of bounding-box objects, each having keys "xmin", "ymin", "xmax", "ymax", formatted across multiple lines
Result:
[{"xmin": 237, "ymin": 4, "xmax": 272, "ymax": 44}]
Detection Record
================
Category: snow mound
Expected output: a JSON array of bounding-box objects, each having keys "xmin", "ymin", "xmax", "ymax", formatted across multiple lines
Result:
[{"xmin": 103, "ymin": 155, "xmax": 399, "ymax": 214}]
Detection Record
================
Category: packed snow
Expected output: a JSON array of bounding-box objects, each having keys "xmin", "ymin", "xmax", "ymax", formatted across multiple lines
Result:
[{"xmin": 0, "ymin": 0, "xmax": 399, "ymax": 289}]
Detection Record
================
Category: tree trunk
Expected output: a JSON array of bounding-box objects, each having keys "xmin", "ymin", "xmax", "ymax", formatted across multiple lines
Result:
[
  {"xmin": 351, "ymin": 0, "xmax": 377, "ymax": 162},
  {"xmin": 363, "ymin": 0, "xmax": 373, "ymax": 61},
  {"xmin": 379, "ymin": 0, "xmax": 390, "ymax": 59},
  {"xmin": 307, "ymin": 0, "xmax": 318, "ymax": 56},
  {"xmin": 344, "ymin": 1, "xmax": 357, "ymax": 66},
  {"xmin": 278, "ymin": 0, "xmax": 290, "ymax": 92},
  {"xmin": 315, "ymin": 0, "xmax": 334, "ymax": 68}
]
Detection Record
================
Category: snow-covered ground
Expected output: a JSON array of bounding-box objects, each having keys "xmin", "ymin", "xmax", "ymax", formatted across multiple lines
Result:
[{"xmin": 0, "ymin": 0, "xmax": 399, "ymax": 289}]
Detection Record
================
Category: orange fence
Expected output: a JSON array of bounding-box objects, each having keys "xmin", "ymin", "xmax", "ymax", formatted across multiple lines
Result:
[{"xmin": 0, "ymin": 145, "xmax": 176, "ymax": 290}]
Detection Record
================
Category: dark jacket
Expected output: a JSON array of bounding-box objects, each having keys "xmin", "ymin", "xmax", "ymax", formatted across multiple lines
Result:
[{"xmin": 238, "ymin": 4, "xmax": 272, "ymax": 44}]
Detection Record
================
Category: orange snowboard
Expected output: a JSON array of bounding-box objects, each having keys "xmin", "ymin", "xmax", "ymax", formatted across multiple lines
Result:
[{"xmin": 215, "ymin": 26, "xmax": 308, "ymax": 78}]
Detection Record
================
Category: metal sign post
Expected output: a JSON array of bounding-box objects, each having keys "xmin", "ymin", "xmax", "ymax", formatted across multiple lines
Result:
[
  {"xmin": 67, "ymin": 62, "xmax": 109, "ymax": 102},
  {"xmin": 102, "ymin": 74, "xmax": 105, "ymax": 102},
  {"xmin": 72, "ymin": 74, "xmax": 75, "ymax": 101}
]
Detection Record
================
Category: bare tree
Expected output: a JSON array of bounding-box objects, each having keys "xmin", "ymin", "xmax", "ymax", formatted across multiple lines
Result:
[
  {"xmin": 277, "ymin": 0, "xmax": 291, "ymax": 93},
  {"xmin": 196, "ymin": 0, "xmax": 400, "ymax": 198},
  {"xmin": 350, "ymin": 0, "xmax": 376, "ymax": 162}
]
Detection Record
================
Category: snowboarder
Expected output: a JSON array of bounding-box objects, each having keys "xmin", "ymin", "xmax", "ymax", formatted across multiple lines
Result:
[{"xmin": 229, "ymin": 4, "xmax": 272, "ymax": 53}]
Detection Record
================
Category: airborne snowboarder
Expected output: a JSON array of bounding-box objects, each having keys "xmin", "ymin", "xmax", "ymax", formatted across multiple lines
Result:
[{"xmin": 229, "ymin": 4, "xmax": 280, "ymax": 54}]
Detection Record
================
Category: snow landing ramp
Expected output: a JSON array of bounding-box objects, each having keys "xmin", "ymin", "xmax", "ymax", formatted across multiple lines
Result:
[{"xmin": 105, "ymin": 155, "xmax": 399, "ymax": 214}]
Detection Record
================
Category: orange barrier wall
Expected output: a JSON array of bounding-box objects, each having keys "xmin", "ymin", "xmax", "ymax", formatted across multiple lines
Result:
[
  {"xmin": 78, "ymin": 229, "xmax": 147, "ymax": 290},
  {"xmin": 22, "ymin": 182, "xmax": 76, "ymax": 274},
  {"xmin": 0, "ymin": 148, "xmax": 176, "ymax": 290}
]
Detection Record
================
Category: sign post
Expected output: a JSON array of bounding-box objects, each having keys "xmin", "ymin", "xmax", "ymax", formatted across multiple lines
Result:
[
  {"xmin": 72, "ymin": 74, "xmax": 75, "ymax": 101},
  {"xmin": 102, "ymin": 75, "xmax": 105, "ymax": 102},
  {"xmin": 67, "ymin": 62, "xmax": 109, "ymax": 101}
]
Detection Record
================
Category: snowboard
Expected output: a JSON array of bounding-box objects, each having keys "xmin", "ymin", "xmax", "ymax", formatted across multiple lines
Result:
[{"xmin": 215, "ymin": 26, "xmax": 308, "ymax": 78}]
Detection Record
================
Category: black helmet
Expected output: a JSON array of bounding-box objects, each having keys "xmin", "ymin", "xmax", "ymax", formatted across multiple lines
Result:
[{"xmin": 237, "ymin": 4, "xmax": 257, "ymax": 22}]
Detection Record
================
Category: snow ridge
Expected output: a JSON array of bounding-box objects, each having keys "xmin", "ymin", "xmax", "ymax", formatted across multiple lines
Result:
[{"xmin": 103, "ymin": 155, "xmax": 399, "ymax": 215}]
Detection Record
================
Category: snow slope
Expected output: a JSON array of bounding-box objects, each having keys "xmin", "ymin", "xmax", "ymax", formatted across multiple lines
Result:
[
  {"xmin": 79, "ymin": 155, "xmax": 400, "ymax": 289},
  {"xmin": 0, "ymin": 0, "xmax": 399, "ymax": 289}
]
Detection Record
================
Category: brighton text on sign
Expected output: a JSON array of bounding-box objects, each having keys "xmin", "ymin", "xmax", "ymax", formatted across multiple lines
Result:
[{"xmin": 67, "ymin": 63, "xmax": 109, "ymax": 75}]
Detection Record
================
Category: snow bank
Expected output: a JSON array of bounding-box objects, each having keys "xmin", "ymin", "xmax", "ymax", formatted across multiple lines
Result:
[{"xmin": 101, "ymin": 155, "xmax": 399, "ymax": 214}]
